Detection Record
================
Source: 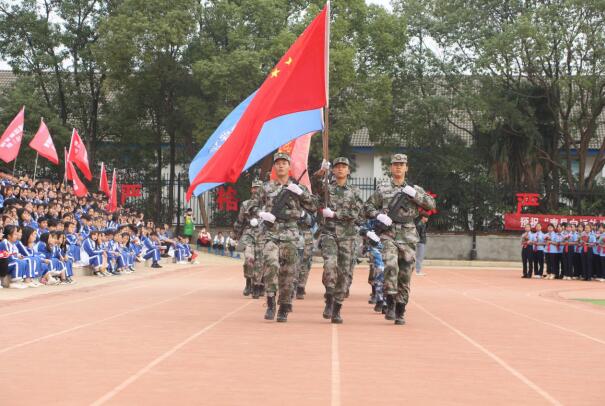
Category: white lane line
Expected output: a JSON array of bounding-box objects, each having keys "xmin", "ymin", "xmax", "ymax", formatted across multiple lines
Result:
[
  {"xmin": 413, "ymin": 301, "xmax": 563, "ymax": 406},
  {"xmin": 90, "ymin": 300, "xmax": 253, "ymax": 406},
  {"xmin": 0, "ymin": 275, "xmax": 233, "ymax": 355},
  {"xmin": 331, "ymin": 324, "xmax": 341, "ymax": 406}
]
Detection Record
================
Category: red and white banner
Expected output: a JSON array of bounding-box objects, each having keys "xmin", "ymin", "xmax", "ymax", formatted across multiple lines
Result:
[
  {"xmin": 504, "ymin": 213, "xmax": 605, "ymax": 231},
  {"xmin": 67, "ymin": 128, "xmax": 92, "ymax": 180},
  {"xmin": 29, "ymin": 119, "xmax": 59, "ymax": 164},
  {"xmin": 68, "ymin": 160, "xmax": 88, "ymax": 197},
  {"xmin": 107, "ymin": 169, "xmax": 118, "ymax": 212},
  {"xmin": 0, "ymin": 106, "xmax": 24, "ymax": 163},
  {"xmin": 99, "ymin": 162, "xmax": 110, "ymax": 197}
]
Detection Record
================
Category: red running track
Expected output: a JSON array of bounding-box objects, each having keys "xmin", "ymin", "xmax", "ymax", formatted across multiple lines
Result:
[{"xmin": 1, "ymin": 260, "xmax": 604, "ymax": 405}]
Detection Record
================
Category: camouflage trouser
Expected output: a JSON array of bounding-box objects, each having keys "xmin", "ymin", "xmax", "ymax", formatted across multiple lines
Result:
[
  {"xmin": 240, "ymin": 234, "xmax": 262, "ymax": 282},
  {"xmin": 320, "ymin": 234, "xmax": 355, "ymax": 304},
  {"xmin": 262, "ymin": 239, "xmax": 298, "ymax": 305},
  {"xmin": 382, "ymin": 239, "xmax": 415, "ymax": 304},
  {"xmin": 296, "ymin": 238, "xmax": 314, "ymax": 289}
]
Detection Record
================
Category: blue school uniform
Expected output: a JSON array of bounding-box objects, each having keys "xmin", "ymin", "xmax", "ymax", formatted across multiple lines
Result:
[
  {"xmin": 142, "ymin": 237, "xmax": 160, "ymax": 262},
  {"xmin": 82, "ymin": 238, "xmax": 103, "ymax": 268},
  {"xmin": 65, "ymin": 233, "xmax": 81, "ymax": 262},
  {"xmin": 15, "ymin": 241, "xmax": 44, "ymax": 278},
  {"xmin": 0, "ymin": 240, "xmax": 29, "ymax": 279},
  {"xmin": 34, "ymin": 242, "xmax": 64, "ymax": 272}
]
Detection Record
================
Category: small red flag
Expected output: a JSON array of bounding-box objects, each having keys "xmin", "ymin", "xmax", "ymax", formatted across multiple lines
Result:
[
  {"xmin": 107, "ymin": 169, "xmax": 118, "ymax": 212},
  {"xmin": 270, "ymin": 132, "xmax": 314, "ymax": 191},
  {"xmin": 99, "ymin": 162, "xmax": 110, "ymax": 197},
  {"xmin": 64, "ymin": 147, "xmax": 72, "ymax": 181},
  {"xmin": 0, "ymin": 106, "xmax": 25, "ymax": 163},
  {"xmin": 69, "ymin": 161, "xmax": 88, "ymax": 197},
  {"xmin": 29, "ymin": 119, "xmax": 59, "ymax": 164},
  {"xmin": 67, "ymin": 128, "xmax": 92, "ymax": 180}
]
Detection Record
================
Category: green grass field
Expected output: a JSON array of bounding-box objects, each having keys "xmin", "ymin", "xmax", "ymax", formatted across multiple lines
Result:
[{"xmin": 574, "ymin": 299, "xmax": 605, "ymax": 307}]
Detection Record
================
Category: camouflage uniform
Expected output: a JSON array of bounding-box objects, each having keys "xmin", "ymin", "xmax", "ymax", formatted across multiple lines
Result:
[
  {"xmin": 364, "ymin": 154, "xmax": 435, "ymax": 324},
  {"xmin": 233, "ymin": 183, "xmax": 263, "ymax": 297},
  {"xmin": 312, "ymin": 157, "xmax": 363, "ymax": 321},
  {"xmin": 254, "ymin": 153, "xmax": 316, "ymax": 320},
  {"xmin": 294, "ymin": 211, "xmax": 315, "ymax": 298}
]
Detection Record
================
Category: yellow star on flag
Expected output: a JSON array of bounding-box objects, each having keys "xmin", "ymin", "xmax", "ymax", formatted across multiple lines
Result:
[
  {"xmin": 270, "ymin": 67, "xmax": 280, "ymax": 78},
  {"xmin": 285, "ymin": 57, "xmax": 293, "ymax": 65}
]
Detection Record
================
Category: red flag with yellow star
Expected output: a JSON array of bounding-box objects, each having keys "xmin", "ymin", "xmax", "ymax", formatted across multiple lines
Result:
[{"xmin": 187, "ymin": 5, "xmax": 328, "ymax": 200}]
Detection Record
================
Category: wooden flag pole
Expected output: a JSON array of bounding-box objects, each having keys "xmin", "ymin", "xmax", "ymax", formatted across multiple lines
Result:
[{"xmin": 33, "ymin": 153, "xmax": 39, "ymax": 182}]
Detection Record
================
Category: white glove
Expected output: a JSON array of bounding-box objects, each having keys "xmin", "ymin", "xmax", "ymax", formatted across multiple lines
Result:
[
  {"xmin": 287, "ymin": 183, "xmax": 303, "ymax": 196},
  {"xmin": 366, "ymin": 231, "xmax": 380, "ymax": 243},
  {"xmin": 376, "ymin": 213, "xmax": 392, "ymax": 226},
  {"xmin": 322, "ymin": 208, "xmax": 335, "ymax": 218},
  {"xmin": 321, "ymin": 159, "xmax": 331, "ymax": 170},
  {"xmin": 250, "ymin": 218, "xmax": 259, "ymax": 227},
  {"xmin": 403, "ymin": 185, "xmax": 417, "ymax": 198},
  {"xmin": 259, "ymin": 211, "xmax": 276, "ymax": 223}
]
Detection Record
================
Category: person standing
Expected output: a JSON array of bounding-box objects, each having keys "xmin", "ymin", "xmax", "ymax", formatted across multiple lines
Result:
[
  {"xmin": 521, "ymin": 223, "xmax": 533, "ymax": 278},
  {"xmin": 312, "ymin": 157, "xmax": 363, "ymax": 324},
  {"xmin": 415, "ymin": 213, "xmax": 429, "ymax": 276},
  {"xmin": 254, "ymin": 152, "xmax": 316, "ymax": 322},
  {"xmin": 364, "ymin": 154, "xmax": 436, "ymax": 325},
  {"xmin": 183, "ymin": 208, "xmax": 194, "ymax": 243},
  {"xmin": 529, "ymin": 223, "xmax": 545, "ymax": 278}
]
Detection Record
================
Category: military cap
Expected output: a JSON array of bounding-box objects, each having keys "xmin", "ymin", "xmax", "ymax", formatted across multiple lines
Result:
[
  {"xmin": 273, "ymin": 152, "xmax": 291, "ymax": 162},
  {"xmin": 390, "ymin": 153, "xmax": 408, "ymax": 164},
  {"xmin": 251, "ymin": 180, "xmax": 263, "ymax": 188},
  {"xmin": 333, "ymin": 157, "xmax": 350, "ymax": 166}
]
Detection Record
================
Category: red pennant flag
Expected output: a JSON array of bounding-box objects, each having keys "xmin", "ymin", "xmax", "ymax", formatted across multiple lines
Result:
[
  {"xmin": 67, "ymin": 128, "xmax": 92, "ymax": 180},
  {"xmin": 29, "ymin": 119, "xmax": 59, "ymax": 164},
  {"xmin": 107, "ymin": 169, "xmax": 118, "ymax": 212},
  {"xmin": 186, "ymin": 5, "xmax": 328, "ymax": 200},
  {"xmin": 99, "ymin": 162, "xmax": 110, "ymax": 197},
  {"xmin": 68, "ymin": 161, "xmax": 88, "ymax": 197},
  {"xmin": 270, "ymin": 132, "xmax": 314, "ymax": 191},
  {"xmin": 64, "ymin": 147, "xmax": 72, "ymax": 181},
  {"xmin": 0, "ymin": 106, "xmax": 25, "ymax": 163}
]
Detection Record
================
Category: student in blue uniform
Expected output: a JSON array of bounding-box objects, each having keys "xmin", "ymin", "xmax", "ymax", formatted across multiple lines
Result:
[
  {"xmin": 529, "ymin": 223, "xmax": 545, "ymax": 278},
  {"xmin": 0, "ymin": 225, "xmax": 34, "ymax": 288},
  {"xmin": 143, "ymin": 231, "xmax": 162, "ymax": 268},
  {"xmin": 544, "ymin": 223, "xmax": 560, "ymax": 279},
  {"xmin": 82, "ymin": 230, "xmax": 109, "ymax": 277},
  {"xmin": 16, "ymin": 226, "xmax": 43, "ymax": 286},
  {"xmin": 64, "ymin": 221, "xmax": 82, "ymax": 263},
  {"xmin": 580, "ymin": 223, "xmax": 596, "ymax": 281}
]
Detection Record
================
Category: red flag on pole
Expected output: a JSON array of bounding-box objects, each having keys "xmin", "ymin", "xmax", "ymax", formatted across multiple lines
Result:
[
  {"xmin": 68, "ymin": 161, "xmax": 88, "ymax": 197},
  {"xmin": 107, "ymin": 169, "xmax": 118, "ymax": 212},
  {"xmin": 186, "ymin": 5, "xmax": 328, "ymax": 200},
  {"xmin": 64, "ymin": 147, "xmax": 72, "ymax": 181},
  {"xmin": 29, "ymin": 119, "xmax": 59, "ymax": 164},
  {"xmin": 270, "ymin": 132, "xmax": 314, "ymax": 191},
  {"xmin": 0, "ymin": 106, "xmax": 25, "ymax": 163},
  {"xmin": 99, "ymin": 162, "xmax": 110, "ymax": 197},
  {"xmin": 67, "ymin": 128, "xmax": 92, "ymax": 180}
]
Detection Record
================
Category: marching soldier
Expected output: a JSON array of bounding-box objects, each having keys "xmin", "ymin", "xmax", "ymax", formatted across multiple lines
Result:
[
  {"xmin": 294, "ymin": 208, "xmax": 315, "ymax": 299},
  {"xmin": 233, "ymin": 181, "xmax": 263, "ymax": 298},
  {"xmin": 312, "ymin": 157, "xmax": 363, "ymax": 324},
  {"xmin": 364, "ymin": 154, "xmax": 436, "ymax": 325},
  {"xmin": 254, "ymin": 152, "xmax": 317, "ymax": 322}
]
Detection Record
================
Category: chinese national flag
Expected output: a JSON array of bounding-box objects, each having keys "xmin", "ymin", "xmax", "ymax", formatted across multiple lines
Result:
[
  {"xmin": 186, "ymin": 5, "xmax": 328, "ymax": 200},
  {"xmin": 99, "ymin": 162, "xmax": 110, "ymax": 197},
  {"xmin": 69, "ymin": 161, "xmax": 88, "ymax": 197},
  {"xmin": 29, "ymin": 119, "xmax": 59, "ymax": 164},
  {"xmin": 0, "ymin": 106, "xmax": 25, "ymax": 163},
  {"xmin": 67, "ymin": 128, "xmax": 92, "ymax": 180},
  {"xmin": 107, "ymin": 169, "xmax": 118, "ymax": 212}
]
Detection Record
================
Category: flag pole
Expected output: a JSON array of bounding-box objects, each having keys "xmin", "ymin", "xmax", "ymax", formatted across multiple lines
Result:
[
  {"xmin": 322, "ymin": 0, "xmax": 331, "ymax": 206},
  {"xmin": 33, "ymin": 153, "xmax": 39, "ymax": 182}
]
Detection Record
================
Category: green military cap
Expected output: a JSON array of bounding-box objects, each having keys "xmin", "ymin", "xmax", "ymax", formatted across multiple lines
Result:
[
  {"xmin": 390, "ymin": 153, "xmax": 408, "ymax": 164},
  {"xmin": 273, "ymin": 152, "xmax": 291, "ymax": 162},
  {"xmin": 333, "ymin": 157, "xmax": 350, "ymax": 166},
  {"xmin": 251, "ymin": 180, "xmax": 263, "ymax": 188}
]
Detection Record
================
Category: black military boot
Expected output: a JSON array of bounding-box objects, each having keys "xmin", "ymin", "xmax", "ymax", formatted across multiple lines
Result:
[
  {"xmin": 394, "ymin": 302, "xmax": 406, "ymax": 325},
  {"xmin": 331, "ymin": 302, "xmax": 343, "ymax": 324},
  {"xmin": 373, "ymin": 299, "xmax": 384, "ymax": 313},
  {"xmin": 296, "ymin": 286, "xmax": 305, "ymax": 300},
  {"xmin": 368, "ymin": 286, "xmax": 377, "ymax": 304},
  {"xmin": 276, "ymin": 304, "xmax": 289, "ymax": 322},
  {"xmin": 264, "ymin": 296, "xmax": 276, "ymax": 320},
  {"xmin": 385, "ymin": 295, "xmax": 396, "ymax": 321},
  {"xmin": 323, "ymin": 294, "xmax": 334, "ymax": 319},
  {"xmin": 252, "ymin": 285, "xmax": 260, "ymax": 299},
  {"xmin": 259, "ymin": 284, "xmax": 265, "ymax": 297},
  {"xmin": 243, "ymin": 278, "xmax": 252, "ymax": 296}
]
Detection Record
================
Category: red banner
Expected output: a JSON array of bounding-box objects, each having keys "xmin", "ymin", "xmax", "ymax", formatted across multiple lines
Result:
[{"xmin": 504, "ymin": 213, "xmax": 605, "ymax": 231}]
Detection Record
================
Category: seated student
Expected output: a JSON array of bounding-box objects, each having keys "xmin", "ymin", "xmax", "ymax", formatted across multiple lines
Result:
[
  {"xmin": 0, "ymin": 225, "xmax": 35, "ymax": 289},
  {"xmin": 101, "ymin": 231, "xmax": 120, "ymax": 275},
  {"xmin": 142, "ymin": 231, "xmax": 162, "ymax": 268},
  {"xmin": 64, "ymin": 221, "xmax": 82, "ymax": 264},
  {"xmin": 197, "ymin": 228, "xmax": 212, "ymax": 251},
  {"xmin": 18, "ymin": 208, "xmax": 38, "ymax": 230},
  {"xmin": 212, "ymin": 232, "xmax": 225, "ymax": 256},
  {"xmin": 174, "ymin": 235, "xmax": 191, "ymax": 264},
  {"xmin": 37, "ymin": 217, "xmax": 49, "ymax": 238},
  {"xmin": 82, "ymin": 230, "xmax": 110, "ymax": 277},
  {"xmin": 78, "ymin": 214, "xmax": 92, "ymax": 240},
  {"xmin": 15, "ymin": 226, "xmax": 43, "ymax": 287},
  {"xmin": 35, "ymin": 232, "xmax": 68, "ymax": 285},
  {"xmin": 226, "ymin": 232, "xmax": 238, "ymax": 258},
  {"xmin": 119, "ymin": 232, "xmax": 136, "ymax": 273},
  {"xmin": 54, "ymin": 231, "xmax": 75, "ymax": 283},
  {"xmin": 107, "ymin": 231, "xmax": 128, "ymax": 275},
  {"xmin": 155, "ymin": 225, "xmax": 175, "ymax": 257}
]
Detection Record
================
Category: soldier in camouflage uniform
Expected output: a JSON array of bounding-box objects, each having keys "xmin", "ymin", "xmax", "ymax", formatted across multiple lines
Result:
[
  {"xmin": 254, "ymin": 152, "xmax": 317, "ymax": 322},
  {"xmin": 233, "ymin": 181, "xmax": 263, "ymax": 298},
  {"xmin": 294, "ymin": 209, "xmax": 314, "ymax": 300},
  {"xmin": 312, "ymin": 157, "xmax": 363, "ymax": 324},
  {"xmin": 364, "ymin": 154, "xmax": 435, "ymax": 325}
]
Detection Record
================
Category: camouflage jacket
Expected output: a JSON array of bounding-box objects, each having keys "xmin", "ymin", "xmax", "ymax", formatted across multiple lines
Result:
[
  {"xmin": 233, "ymin": 199, "xmax": 262, "ymax": 242},
  {"xmin": 312, "ymin": 174, "xmax": 364, "ymax": 239},
  {"xmin": 364, "ymin": 179, "xmax": 436, "ymax": 244},
  {"xmin": 253, "ymin": 179, "xmax": 317, "ymax": 242}
]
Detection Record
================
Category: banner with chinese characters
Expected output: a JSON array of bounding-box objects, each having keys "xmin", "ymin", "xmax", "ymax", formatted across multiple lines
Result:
[{"xmin": 504, "ymin": 213, "xmax": 605, "ymax": 231}]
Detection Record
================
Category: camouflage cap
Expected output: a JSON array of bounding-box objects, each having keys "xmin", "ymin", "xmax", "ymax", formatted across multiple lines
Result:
[
  {"xmin": 273, "ymin": 152, "xmax": 291, "ymax": 163},
  {"xmin": 251, "ymin": 180, "xmax": 263, "ymax": 188},
  {"xmin": 333, "ymin": 157, "xmax": 350, "ymax": 166},
  {"xmin": 390, "ymin": 153, "xmax": 408, "ymax": 164}
]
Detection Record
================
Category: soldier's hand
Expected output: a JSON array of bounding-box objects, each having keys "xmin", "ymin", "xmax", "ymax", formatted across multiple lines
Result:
[
  {"xmin": 287, "ymin": 183, "xmax": 303, "ymax": 196},
  {"xmin": 250, "ymin": 218, "xmax": 259, "ymax": 227},
  {"xmin": 259, "ymin": 211, "xmax": 276, "ymax": 223},
  {"xmin": 321, "ymin": 159, "xmax": 331, "ymax": 171},
  {"xmin": 366, "ymin": 231, "xmax": 380, "ymax": 243},
  {"xmin": 377, "ymin": 213, "xmax": 393, "ymax": 226},
  {"xmin": 322, "ymin": 208, "xmax": 335, "ymax": 218},
  {"xmin": 403, "ymin": 185, "xmax": 417, "ymax": 198}
]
